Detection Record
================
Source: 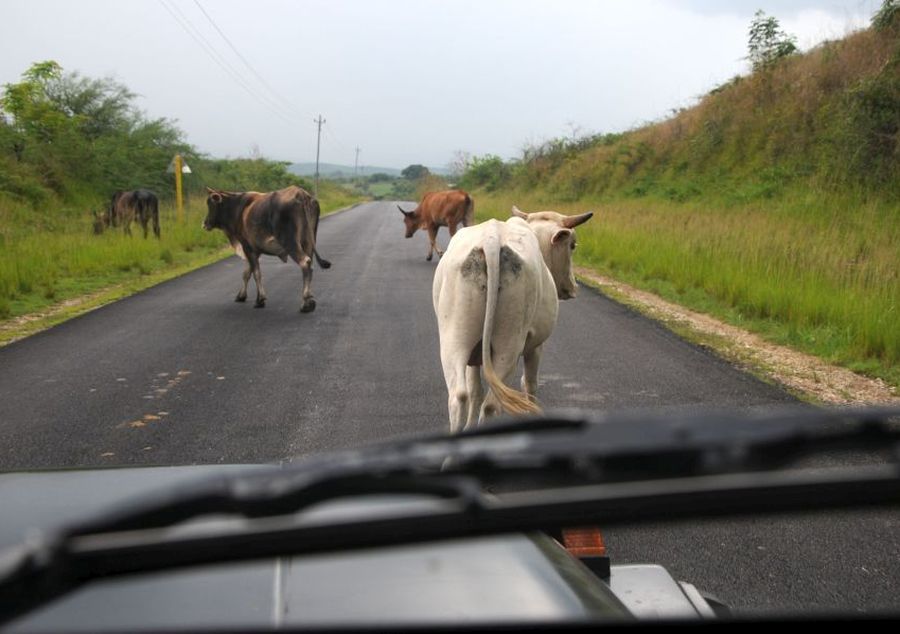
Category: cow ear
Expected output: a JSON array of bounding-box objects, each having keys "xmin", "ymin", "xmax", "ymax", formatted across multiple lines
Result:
[
  {"xmin": 562, "ymin": 211, "xmax": 594, "ymax": 229},
  {"xmin": 551, "ymin": 228, "xmax": 573, "ymax": 245},
  {"xmin": 511, "ymin": 205, "xmax": 528, "ymax": 220},
  {"xmin": 210, "ymin": 192, "xmax": 223, "ymax": 203}
]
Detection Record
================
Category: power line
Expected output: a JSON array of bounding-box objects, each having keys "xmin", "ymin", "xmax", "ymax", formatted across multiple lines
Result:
[
  {"xmin": 162, "ymin": 0, "xmax": 298, "ymax": 123},
  {"xmin": 322, "ymin": 125, "xmax": 348, "ymax": 154},
  {"xmin": 156, "ymin": 0, "xmax": 298, "ymax": 126},
  {"xmin": 192, "ymin": 0, "xmax": 309, "ymax": 120}
]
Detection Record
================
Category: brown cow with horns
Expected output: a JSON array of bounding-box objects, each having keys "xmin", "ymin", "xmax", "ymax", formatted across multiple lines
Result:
[
  {"xmin": 398, "ymin": 189, "xmax": 475, "ymax": 261},
  {"xmin": 203, "ymin": 185, "xmax": 331, "ymax": 313}
]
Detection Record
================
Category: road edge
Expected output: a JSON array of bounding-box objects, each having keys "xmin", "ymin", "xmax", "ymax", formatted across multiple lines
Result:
[{"xmin": 575, "ymin": 267, "xmax": 898, "ymax": 406}]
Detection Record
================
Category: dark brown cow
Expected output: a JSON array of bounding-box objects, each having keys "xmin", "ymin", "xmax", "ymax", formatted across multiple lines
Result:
[
  {"xmin": 107, "ymin": 189, "xmax": 161, "ymax": 238},
  {"xmin": 203, "ymin": 185, "xmax": 331, "ymax": 313},
  {"xmin": 397, "ymin": 189, "xmax": 475, "ymax": 261}
]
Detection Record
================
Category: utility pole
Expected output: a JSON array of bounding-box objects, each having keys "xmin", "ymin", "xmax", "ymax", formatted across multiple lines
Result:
[
  {"xmin": 354, "ymin": 146, "xmax": 361, "ymax": 187},
  {"xmin": 314, "ymin": 114, "xmax": 325, "ymax": 198}
]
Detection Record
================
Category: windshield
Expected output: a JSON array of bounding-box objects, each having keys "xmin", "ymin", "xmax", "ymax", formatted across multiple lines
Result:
[{"xmin": 0, "ymin": 0, "xmax": 898, "ymax": 628}]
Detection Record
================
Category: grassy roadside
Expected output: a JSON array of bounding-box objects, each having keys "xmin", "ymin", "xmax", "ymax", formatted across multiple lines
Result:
[
  {"xmin": 0, "ymin": 187, "xmax": 365, "ymax": 346},
  {"xmin": 472, "ymin": 190, "xmax": 899, "ymax": 391}
]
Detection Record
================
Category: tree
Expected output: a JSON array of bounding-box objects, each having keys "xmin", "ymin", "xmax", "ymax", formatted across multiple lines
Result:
[
  {"xmin": 872, "ymin": 0, "xmax": 899, "ymax": 30},
  {"xmin": 401, "ymin": 164, "xmax": 430, "ymax": 180},
  {"xmin": 747, "ymin": 10, "xmax": 798, "ymax": 72},
  {"xmin": 1, "ymin": 60, "xmax": 189, "ymax": 202}
]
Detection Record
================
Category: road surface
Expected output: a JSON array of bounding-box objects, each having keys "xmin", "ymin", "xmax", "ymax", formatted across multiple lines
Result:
[{"xmin": 0, "ymin": 201, "xmax": 896, "ymax": 615}]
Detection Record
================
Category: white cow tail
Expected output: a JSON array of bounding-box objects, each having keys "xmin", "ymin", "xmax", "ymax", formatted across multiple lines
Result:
[{"xmin": 481, "ymin": 231, "xmax": 541, "ymax": 416}]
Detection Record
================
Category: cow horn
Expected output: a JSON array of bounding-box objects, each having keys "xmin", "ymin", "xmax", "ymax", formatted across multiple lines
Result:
[
  {"xmin": 511, "ymin": 205, "xmax": 528, "ymax": 220},
  {"xmin": 562, "ymin": 211, "xmax": 594, "ymax": 228},
  {"xmin": 397, "ymin": 205, "xmax": 414, "ymax": 218}
]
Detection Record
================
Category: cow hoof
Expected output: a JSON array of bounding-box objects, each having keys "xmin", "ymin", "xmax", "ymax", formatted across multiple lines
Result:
[
  {"xmin": 426, "ymin": 254, "xmax": 433, "ymax": 262},
  {"xmin": 235, "ymin": 294, "xmax": 247, "ymax": 303},
  {"xmin": 300, "ymin": 298, "xmax": 316, "ymax": 313},
  {"xmin": 254, "ymin": 299, "xmax": 266, "ymax": 308}
]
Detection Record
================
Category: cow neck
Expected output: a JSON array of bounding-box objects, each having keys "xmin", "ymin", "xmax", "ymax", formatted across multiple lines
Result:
[{"xmin": 220, "ymin": 195, "xmax": 249, "ymax": 240}]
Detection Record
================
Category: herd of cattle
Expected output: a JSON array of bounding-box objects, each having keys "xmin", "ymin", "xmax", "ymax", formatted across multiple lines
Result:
[{"xmin": 91, "ymin": 184, "xmax": 592, "ymax": 430}]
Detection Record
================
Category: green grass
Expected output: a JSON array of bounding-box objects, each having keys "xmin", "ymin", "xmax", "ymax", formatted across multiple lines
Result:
[
  {"xmin": 474, "ymin": 189, "xmax": 900, "ymax": 390},
  {"xmin": 0, "ymin": 197, "xmax": 224, "ymax": 320},
  {"xmin": 368, "ymin": 182, "xmax": 395, "ymax": 198}
]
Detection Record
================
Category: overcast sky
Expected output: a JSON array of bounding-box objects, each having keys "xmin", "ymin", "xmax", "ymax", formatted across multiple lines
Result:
[{"xmin": 1, "ymin": 0, "xmax": 879, "ymax": 169}]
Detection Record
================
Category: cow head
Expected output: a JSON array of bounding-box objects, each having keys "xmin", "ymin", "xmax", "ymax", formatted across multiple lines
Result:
[
  {"xmin": 397, "ymin": 205, "xmax": 420, "ymax": 238},
  {"xmin": 512, "ymin": 205, "xmax": 593, "ymax": 300},
  {"xmin": 203, "ymin": 187, "xmax": 229, "ymax": 231},
  {"xmin": 91, "ymin": 209, "xmax": 107, "ymax": 235}
]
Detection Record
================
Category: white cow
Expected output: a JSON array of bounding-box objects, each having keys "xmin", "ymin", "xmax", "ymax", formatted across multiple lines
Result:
[{"xmin": 432, "ymin": 205, "xmax": 594, "ymax": 432}]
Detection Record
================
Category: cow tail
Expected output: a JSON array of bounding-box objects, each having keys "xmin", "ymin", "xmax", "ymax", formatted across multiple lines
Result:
[
  {"xmin": 310, "ymin": 197, "xmax": 331, "ymax": 269},
  {"xmin": 464, "ymin": 193, "xmax": 475, "ymax": 227},
  {"xmin": 481, "ymin": 231, "xmax": 541, "ymax": 417}
]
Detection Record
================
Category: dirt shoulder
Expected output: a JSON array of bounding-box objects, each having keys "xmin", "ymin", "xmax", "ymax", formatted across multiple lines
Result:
[{"xmin": 576, "ymin": 267, "xmax": 898, "ymax": 406}]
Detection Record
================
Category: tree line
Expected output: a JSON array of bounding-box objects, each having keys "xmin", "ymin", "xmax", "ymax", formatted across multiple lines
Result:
[{"xmin": 0, "ymin": 61, "xmax": 309, "ymax": 214}]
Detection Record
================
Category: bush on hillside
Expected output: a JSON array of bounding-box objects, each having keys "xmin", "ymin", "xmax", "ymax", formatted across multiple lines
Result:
[{"xmin": 747, "ymin": 10, "xmax": 798, "ymax": 71}]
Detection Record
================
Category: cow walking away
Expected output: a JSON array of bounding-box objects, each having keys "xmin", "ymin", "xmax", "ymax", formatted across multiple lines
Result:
[
  {"xmin": 432, "ymin": 205, "xmax": 593, "ymax": 432},
  {"xmin": 107, "ymin": 189, "xmax": 161, "ymax": 238},
  {"xmin": 203, "ymin": 185, "xmax": 331, "ymax": 313},
  {"xmin": 398, "ymin": 189, "xmax": 474, "ymax": 261}
]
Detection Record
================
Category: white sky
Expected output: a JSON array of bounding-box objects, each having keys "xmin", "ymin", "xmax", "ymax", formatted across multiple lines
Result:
[{"xmin": 0, "ymin": 0, "xmax": 878, "ymax": 169}]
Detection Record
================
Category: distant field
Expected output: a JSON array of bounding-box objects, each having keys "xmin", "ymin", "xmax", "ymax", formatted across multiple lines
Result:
[{"xmin": 368, "ymin": 182, "xmax": 395, "ymax": 198}]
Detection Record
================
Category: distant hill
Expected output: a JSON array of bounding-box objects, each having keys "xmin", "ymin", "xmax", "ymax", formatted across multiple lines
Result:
[{"xmin": 288, "ymin": 162, "xmax": 449, "ymax": 178}]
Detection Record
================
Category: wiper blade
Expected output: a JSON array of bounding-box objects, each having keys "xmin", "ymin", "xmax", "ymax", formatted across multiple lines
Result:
[{"xmin": 1, "ymin": 406, "xmax": 899, "ymax": 625}]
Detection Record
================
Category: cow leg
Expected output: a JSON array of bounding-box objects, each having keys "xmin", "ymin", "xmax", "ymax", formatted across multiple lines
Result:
[
  {"xmin": 141, "ymin": 218, "xmax": 149, "ymax": 239},
  {"xmin": 439, "ymin": 345, "xmax": 473, "ymax": 434},
  {"xmin": 235, "ymin": 261, "xmax": 251, "ymax": 302},
  {"xmin": 426, "ymin": 226, "xmax": 443, "ymax": 261},
  {"xmin": 250, "ymin": 254, "xmax": 267, "ymax": 308},
  {"xmin": 153, "ymin": 213, "xmax": 160, "ymax": 239},
  {"xmin": 298, "ymin": 254, "xmax": 316, "ymax": 313},
  {"xmin": 448, "ymin": 221, "xmax": 459, "ymax": 237},
  {"xmin": 522, "ymin": 345, "xmax": 542, "ymax": 402},
  {"xmin": 433, "ymin": 227, "xmax": 445, "ymax": 258},
  {"xmin": 464, "ymin": 366, "xmax": 484, "ymax": 431}
]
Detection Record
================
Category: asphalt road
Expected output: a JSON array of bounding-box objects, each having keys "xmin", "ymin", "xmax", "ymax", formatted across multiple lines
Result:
[{"xmin": 0, "ymin": 201, "xmax": 897, "ymax": 615}]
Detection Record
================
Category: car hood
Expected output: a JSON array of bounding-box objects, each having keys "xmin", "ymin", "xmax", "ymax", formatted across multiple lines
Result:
[{"xmin": 1, "ymin": 464, "xmax": 646, "ymax": 631}]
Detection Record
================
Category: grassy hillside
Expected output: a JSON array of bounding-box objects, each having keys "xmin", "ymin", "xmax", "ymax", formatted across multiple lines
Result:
[{"xmin": 463, "ymin": 13, "xmax": 899, "ymax": 390}]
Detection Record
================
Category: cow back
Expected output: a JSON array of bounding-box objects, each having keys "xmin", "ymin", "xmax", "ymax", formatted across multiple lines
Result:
[{"xmin": 420, "ymin": 189, "xmax": 473, "ymax": 226}]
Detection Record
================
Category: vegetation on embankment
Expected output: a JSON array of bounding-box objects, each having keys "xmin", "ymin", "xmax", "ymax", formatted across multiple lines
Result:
[
  {"xmin": 460, "ymin": 8, "xmax": 900, "ymax": 390},
  {"xmin": 0, "ymin": 60, "xmax": 364, "ymax": 332}
]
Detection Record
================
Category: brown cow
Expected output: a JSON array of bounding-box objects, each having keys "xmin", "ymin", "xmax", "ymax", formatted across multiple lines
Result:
[
  {"xmin": 107, "ymin": 189, "xmax": 161, "ymax": 238},
  {"xmin": 203, "ymin": 185, "xmax": 331, "ymax": 313},
  {"xmin": 397, "ymin": 189, "xmax": 475, "ymax": 261}
]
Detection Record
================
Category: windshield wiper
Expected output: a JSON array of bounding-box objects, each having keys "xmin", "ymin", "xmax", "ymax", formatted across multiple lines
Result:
[{"xmin": 1, "ymin": 406, "xmax": 899, "ymax": 625}]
